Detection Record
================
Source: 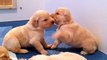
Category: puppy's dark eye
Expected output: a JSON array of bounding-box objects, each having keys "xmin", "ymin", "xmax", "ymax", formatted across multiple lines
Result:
[
  {"xmin": 56, "ymin": 12, "xmax": 59, "ymax": 15},
  {"xmin": 44, "ymin": 19, "xmax": 48, "ymax": 21}
]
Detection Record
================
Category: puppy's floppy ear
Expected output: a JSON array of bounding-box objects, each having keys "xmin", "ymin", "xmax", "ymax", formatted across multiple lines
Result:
[
  {"xmin": 33, "ymin": 17, "xmax": 39, "ymax": 27},
  {"xmin": 65, "ymin": 14, "xmax": 72, "ymax": 22},
  {"xmin": 29, "ymin": 16, "xmax": 39, "ymax": 28}
]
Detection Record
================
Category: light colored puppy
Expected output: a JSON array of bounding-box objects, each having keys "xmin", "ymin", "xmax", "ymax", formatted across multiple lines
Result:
[
  {"xmin": 0, "ymin": 46, "xmax": 11, "ymax": 60},
  {"xmin": 2, "ymin": 10, "xmax": 54, "ymax": 55},
  {"xmin": 51, "ymin": 7, "xmax": 98, "ymax": 55},
  {"xmin": 29, "ymin": 52, "xmax": 87, "ymax": 60}
]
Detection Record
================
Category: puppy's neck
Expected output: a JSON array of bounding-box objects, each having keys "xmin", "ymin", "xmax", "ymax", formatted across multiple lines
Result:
[
  {"xmin": 57, "ymin": 21, "xmax": 74, "ymax": 29},
  {"xmin": 25, "ymin": 24, "xmax": 44, "ymax": 32},
  {"xmin": 57, "ymin": 24, "xmax": 64, "ymax": 29}
]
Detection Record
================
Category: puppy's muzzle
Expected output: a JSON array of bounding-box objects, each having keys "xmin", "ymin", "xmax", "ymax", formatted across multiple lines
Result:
[{"xmin": 51, "ymin": 21, "xmax": 54, "ymax": 24}]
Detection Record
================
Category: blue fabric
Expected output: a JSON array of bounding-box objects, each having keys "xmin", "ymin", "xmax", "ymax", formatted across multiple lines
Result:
[
  {"xmin": 0, "ymin": 26, "xmax": 12, "ymax": 37},
  {"xmin": 0, "ymin": 26, "xmax": 12, "ymax": 45},
  {"xmin": 0, "ymin": 23, "xmax": 107, "ymax": 60}
]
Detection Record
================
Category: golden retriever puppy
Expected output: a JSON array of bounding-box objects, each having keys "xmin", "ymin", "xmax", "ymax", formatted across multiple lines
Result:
[
  {"xmin": 29, "ymin": 55, "xmax": 48, "ymax": 60},
  {"xmin": 0, "ymin": 46, "xmax": 11, "ymax": 60},
  {"xmin": 51, "ymin": 7, "xmax": 98, "ymax": 55},
  {"xmin": 2, "ymin": 10, "xmax": 54, "ymax": 55},
  {"xmin": 29, "ymin": 52, "xmax": 87, "ymax": 60}
]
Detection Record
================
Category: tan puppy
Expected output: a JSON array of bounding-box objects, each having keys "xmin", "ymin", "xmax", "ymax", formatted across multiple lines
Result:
[
  {"xmin": 51, "ymin": 7, "xmax": 98, "ymax": 55},
  {"xmin": 29, "ymin": 52, "xmax": 87, "ymax": 60},
  {"xmin": 2, "ymin": 10, "xmax": 54, "ymax": 55},
  {"xmin": 0, "ymin": 46, "xmax": 11, "ymax": 60}
]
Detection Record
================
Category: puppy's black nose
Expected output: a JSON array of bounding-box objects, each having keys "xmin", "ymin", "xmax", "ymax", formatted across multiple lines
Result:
[{"xmin": 51, "ymin": 21, "xmax": 54, "ymax": 24}]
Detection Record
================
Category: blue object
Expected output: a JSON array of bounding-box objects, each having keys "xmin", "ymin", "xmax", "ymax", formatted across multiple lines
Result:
[{"xmin": 0, "ymin": 20, "xmax": 107, "ymax": 60}]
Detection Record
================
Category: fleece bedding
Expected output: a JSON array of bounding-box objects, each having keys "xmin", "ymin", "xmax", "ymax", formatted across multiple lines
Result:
[{"xmin": 0, "ymin": 21, "xmax": 107, "ymax": 60}]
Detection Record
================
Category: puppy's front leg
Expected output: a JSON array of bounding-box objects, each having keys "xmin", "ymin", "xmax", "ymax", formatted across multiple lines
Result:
[
  {"xmin": 51, "ymin": 30, "xmax": 61, "ymax": 49},
  {"xmin": 41, "ymin": 38, "xmax": 52, "ymax": 49},
  {"xmin": 30, "ymin": 37, "xmax": 48, "ymax": 55},
  {"xmin": 51, "ymin": 40, "xmax": 61, "ymax": 49}
]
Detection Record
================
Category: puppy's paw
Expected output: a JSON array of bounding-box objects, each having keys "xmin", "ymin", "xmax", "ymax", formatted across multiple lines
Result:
[
  {"xmin": 51, "ymin": 45, "xmax": 57, "ymax": 49},
  {"xmin": 19, "ymin": 49, "xmax": 29, "ymax": 54},
  {"xmin": 46, "ymin": 44, "xmax": 52, "ymax": 49},
  {"xmin": 41, "ymin": 50, "xmax": 48, "ymax": 55},
  {"xmin": 80, "ymin": 51, "xmax": 88, "ymax": 55}
]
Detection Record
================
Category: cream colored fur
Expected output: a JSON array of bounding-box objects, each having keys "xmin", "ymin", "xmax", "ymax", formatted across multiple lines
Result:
[
  {"xmin": 29, "ymin": 52, "xmax": 87, "ymax": 60},
  {"xmin": 0, "ymin": 46, "xmax": 11, "ymax": 60},
  {"xmin": 2, "ymin": 10, "xmax": 54, "ymax": 55},
  {"xmin": 51, "ymin": 7, "xmax": 98, "ymax": 55}
]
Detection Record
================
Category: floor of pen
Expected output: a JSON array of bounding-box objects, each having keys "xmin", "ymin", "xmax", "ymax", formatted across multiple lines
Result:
[{"xmin": 0, "ymin": 20, "xmax": 107, "ymax": 60}]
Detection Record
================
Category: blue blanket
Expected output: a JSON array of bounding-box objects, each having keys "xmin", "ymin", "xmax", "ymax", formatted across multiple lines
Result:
[{"xmin": 0, "ymin": 26, "xmax": 107, "ymax": 60}]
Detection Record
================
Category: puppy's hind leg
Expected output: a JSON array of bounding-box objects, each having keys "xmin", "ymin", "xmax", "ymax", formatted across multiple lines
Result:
[
  {"xmin": 81, "ymin": 46, "xmax": 96, "ymax": 55},
  {"xmin": 11, "ymin": 48, "xmax": 29, "ymax": 54},
  {"xmin": 30, "ymin": 38, "xmax": 48, "ymax": 55},
  {"xmin": 81, "ymin": 40, "xmax": 97, "ymax": 55},
  {"xmin": 3, "ymin": 39, "xmax": 29, "ymax": 54}
]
